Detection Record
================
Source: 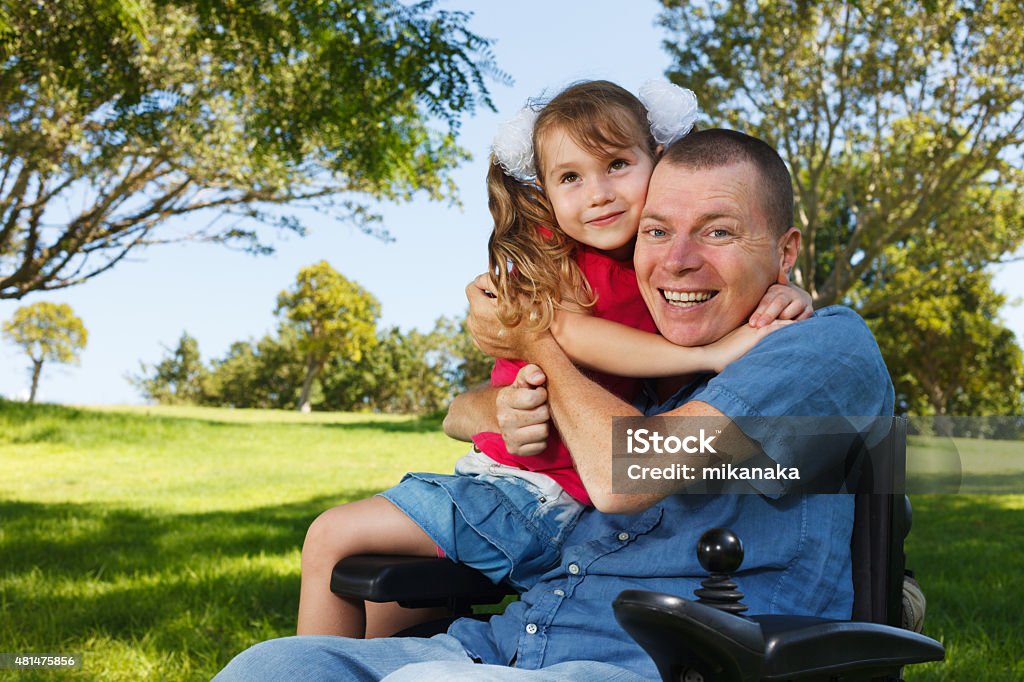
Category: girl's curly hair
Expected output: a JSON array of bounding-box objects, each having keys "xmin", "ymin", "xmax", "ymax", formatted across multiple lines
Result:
[{"xmin": 487, "ymin": 80, "xmax": 657, "ymax": 331}]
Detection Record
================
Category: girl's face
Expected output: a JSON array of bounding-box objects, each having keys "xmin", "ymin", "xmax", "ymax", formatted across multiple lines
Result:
[{"xmin": 538, "ymin": 127, "xmax": 655, "ymax": 261}]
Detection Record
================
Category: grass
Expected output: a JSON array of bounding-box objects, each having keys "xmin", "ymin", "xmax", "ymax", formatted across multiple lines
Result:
[
  {"xmin": 1, "ymin": 401, "xmax": 459, "ymax": 681},
  {"xmin": 1, "ymin": 401, "xmax": 1022, "ymax": 680},
  {"xmin": 908, "ymin": 434, "xmax": 1024, "ymax": 495},
  {"xmin": 902, "ymin": 494, "xmax": 1024, "ymax": 680}
]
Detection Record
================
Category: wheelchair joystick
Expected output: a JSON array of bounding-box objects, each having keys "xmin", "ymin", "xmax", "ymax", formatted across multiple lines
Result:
[{"xmin": 694, "ymin": 528, "xmax": 748, "ymax": 615}]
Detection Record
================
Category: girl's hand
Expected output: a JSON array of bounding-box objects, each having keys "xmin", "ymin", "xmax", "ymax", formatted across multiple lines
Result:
[
  {"xmin": 748, "ymin": 281, "xmax": 813, "ymax": 328},
  {"xmin": 705, "ymin": 320, "xmax": 792, "ymax": 373}
]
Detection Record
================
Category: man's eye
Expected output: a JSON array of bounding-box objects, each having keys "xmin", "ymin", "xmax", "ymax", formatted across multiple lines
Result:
[
  {"xmin": 709, "ymin": 228, "xmax": 731, "ymax": 238},
  {"xmin": 644, "ymin": 227, "xmax": 667, "ymax": 238}
]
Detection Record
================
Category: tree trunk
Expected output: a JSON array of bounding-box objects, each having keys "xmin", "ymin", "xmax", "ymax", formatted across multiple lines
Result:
[
  {"xmin": 28, "ymin": 358, "xmax": 43, "ymax": 403},
  {"xmin": 297, "ymin": 355, "xmax": 320, "ymax": 413}
]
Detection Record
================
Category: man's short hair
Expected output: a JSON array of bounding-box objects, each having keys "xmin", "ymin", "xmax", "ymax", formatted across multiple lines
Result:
[{"xmin": 660, "ymin": 128, "xmax": 794, "ymax": 237}]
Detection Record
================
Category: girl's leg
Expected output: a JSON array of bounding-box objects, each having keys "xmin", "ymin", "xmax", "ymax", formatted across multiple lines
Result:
[
  {"xmin": 296, "ymin": 495, "xmax": 442, "ymax": 637},
  {"xmin": 364, "ymin": 600, "xmax": 449, "ymax": 640}
]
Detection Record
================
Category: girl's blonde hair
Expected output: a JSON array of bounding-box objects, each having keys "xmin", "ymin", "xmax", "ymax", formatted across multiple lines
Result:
[{"xmin": 487, "ymin": 80, "xmax": 657, "ymax": 331}]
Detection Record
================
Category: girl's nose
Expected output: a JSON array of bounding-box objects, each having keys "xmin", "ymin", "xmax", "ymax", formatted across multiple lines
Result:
[{"xmin": 589, "ymin": 178, "xmax": 615, "ymax": 205}]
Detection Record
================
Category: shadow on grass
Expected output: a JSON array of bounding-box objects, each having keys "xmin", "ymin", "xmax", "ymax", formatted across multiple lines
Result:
[
  {"xmin": 0, "ymin": 490, "xmax": 387, "ymax": 675},
  {"xmin": 0, "ymin": 490, "xmax": 389, "ymax": 578}
]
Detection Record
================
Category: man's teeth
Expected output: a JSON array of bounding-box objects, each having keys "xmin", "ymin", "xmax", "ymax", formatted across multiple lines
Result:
[{"xmin": 662, "ymin": 290, "xmax": 714, "ymax": 307}]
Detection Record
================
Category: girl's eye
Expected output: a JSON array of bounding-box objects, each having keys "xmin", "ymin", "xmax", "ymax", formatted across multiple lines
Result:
[
  {"xmin": 560, "ymin": 172, "xmax": 579, "ymax": 184},
  {"xmin": 609, "ymin": 159, "xmax": 627, "ymax": 171}
]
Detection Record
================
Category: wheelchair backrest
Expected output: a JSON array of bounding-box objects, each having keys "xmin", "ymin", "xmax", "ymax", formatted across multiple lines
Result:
[{"xmin": 850, "ymin": 416, "xmax": 909, "ymax": 626}]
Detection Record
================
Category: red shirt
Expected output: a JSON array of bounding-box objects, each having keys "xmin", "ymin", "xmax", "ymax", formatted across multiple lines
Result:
[{"xmin": 471, "ymin": 245, "xmax": 657, "ymax": 505}]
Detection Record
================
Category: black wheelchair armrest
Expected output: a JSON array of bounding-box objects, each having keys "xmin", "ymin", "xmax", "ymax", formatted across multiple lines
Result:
[
  {"xmin": 613, "ymin": 589, "xmax": 944, "ymax": 682},
  {"xmin": 331, "ymin": 555, "xmax": 515, "ymax": 610},
  {"xmin": 614, "ymin": 590, "xmax": 765, "ymax": 682},
  {"xmin": 756, "ymin": 615, "xmax": 946, "ymax": 680}
]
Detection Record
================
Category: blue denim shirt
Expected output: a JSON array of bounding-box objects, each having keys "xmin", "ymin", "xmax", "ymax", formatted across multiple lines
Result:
[{"xmin": 449, "ymin": 306, "xmax": 895, "ymax": 678}]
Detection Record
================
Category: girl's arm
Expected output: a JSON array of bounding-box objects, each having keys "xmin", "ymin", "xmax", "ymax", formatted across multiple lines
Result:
[
  {"xmin": 550, "ymin": 312, "xmax": 779, "ymax": 377},
  {"xmin": 550, "ymin": 282, "xmax": 812, "ymax": 377}
]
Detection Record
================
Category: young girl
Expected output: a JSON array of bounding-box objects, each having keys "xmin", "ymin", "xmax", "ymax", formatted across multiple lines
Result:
[{"xmin": 296, "ymin": 80, "xmax": 812, "ymax": 638}]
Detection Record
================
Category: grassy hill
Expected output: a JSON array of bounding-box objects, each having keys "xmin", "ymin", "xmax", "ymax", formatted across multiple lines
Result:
[{"xmin": 1, "ymin": 401, "xmax": 1021, "ymax": 680}]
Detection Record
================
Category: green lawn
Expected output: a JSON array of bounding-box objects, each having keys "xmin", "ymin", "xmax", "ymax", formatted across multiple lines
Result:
[{"xmin": 1, "ymin": 401, "xmax": 1021, "ymax": 680}]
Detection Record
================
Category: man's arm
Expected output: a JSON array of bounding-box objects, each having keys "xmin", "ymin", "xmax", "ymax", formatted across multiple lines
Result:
[
  {"xmin": 443, "ymin": 383, "xmax": 500, "ymax": 442},
  {"xmin": 443, "ymin": 376, "xmax": 553, "ymax": 456}
]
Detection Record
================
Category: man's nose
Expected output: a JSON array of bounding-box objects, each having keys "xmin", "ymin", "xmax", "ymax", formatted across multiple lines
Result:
[{"xmin": 663, "ymin": 235, "xmax": 704, "ymax": 273}]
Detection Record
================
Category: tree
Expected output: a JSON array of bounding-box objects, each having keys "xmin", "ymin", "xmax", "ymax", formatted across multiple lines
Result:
[
  {"xmin": 129, "ymin": 331, "xmax": 208, "ymax": 404},
  {"xmin": 443, "ymin": 312, "xmax": 494, "ymax": 393},
  {"xmin": 319, "ymin": 315, "xmax": 488, "ymax": 414},
  {"xmin": 0, "ymin": 0, "xmax": 502, "ymax": 299},
  {"xmin": 135, "ymin": 311, "xmax": 492, "ymax": 413},
  {"xmin": 2, "ymin": 301, "xmax": 87, "ymax": 402},
  {"xmin": 202, "ymin": 326, "xmax": 307, "ymax": 409},
  {"xmin": 661, "ymin": 0, "xmax": 1024, "ymax": 413},
  {"xmin": 276, "ymin": 261, "xmax": 379, "ymax": 412},
  {"xmin": 868, "ymin": 268, "xmax": 1024, "ymax": 416},
  {"xmin": 322, "ymin": 325, "xmax": 449, "ymax": 414}
]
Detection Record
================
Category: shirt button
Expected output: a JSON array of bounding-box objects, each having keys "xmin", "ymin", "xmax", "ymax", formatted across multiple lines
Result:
[
  {"xmin": 553, "ymin": 589, "xmax": 565, "ymax": 597},
  {"xmin": 617, "ymin": 532, "xmax": 630, "ymax": 542},
  {"xmin": 526, "ymin": 623, "xmax": 539, "ymax": 635},
  {"xmin": 567, "ymin": 563, "xmax": 580, "ymax": 575}
]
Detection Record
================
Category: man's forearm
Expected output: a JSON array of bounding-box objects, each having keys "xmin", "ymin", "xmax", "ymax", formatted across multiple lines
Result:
[
  {"xmin": 526, "ymin": 336, "xmax": 660, "ymax": 513},
  {"xmin": 443, "ymin": 383, "xmax": 500, "ymax": 442}
]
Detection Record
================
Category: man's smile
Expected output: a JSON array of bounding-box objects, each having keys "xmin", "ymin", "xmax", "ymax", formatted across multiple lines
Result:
[{"xmin": 659, "ymin": 289, "xmax": 719, "ymax": 308}]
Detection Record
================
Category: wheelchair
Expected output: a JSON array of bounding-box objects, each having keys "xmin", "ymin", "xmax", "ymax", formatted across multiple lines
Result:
[{"xmin": 331, "ymin": 418, "xmax": 945, "ymax": 681}]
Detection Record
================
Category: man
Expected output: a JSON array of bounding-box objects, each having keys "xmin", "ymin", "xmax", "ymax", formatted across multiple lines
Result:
[{"xmin": 215, "ymin": 129, "xmax": 893, "ymax": 681}]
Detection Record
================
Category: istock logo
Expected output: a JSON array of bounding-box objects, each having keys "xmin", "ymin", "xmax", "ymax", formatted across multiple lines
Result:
[{"xmin": 625, "ymin": 428, "xmax": 717, "ymax": 455}]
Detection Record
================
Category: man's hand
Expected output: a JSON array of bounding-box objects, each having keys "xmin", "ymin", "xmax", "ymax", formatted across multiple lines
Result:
[
  {"xmin": 496, "ymin": 364, "xmax": 551, "ymax": 456},
  {"xmin": 465, "ymin": 273, "xmax": 544, "ymax": 359}
]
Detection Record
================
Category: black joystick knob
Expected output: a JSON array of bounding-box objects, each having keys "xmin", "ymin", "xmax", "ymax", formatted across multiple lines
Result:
[
  {"xmin": 694, "ymin": 528, "xmax": 748, "ymax": 615},
  {"xmin": 697, "ymin": 527, "xmax": 745, "ymax": 574}
]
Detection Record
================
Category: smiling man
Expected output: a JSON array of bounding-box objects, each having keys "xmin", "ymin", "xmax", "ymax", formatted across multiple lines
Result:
[
  {"xmin": 214, "ymin": 129, "xmax": 894, "ymax": 681},
  {"xmin": 435, "ymin": 129, "xmax": 894, "ymax": 678},
  {"xmin": 634, "ymin": 140, "xmax": 800, "ymax": 349}
]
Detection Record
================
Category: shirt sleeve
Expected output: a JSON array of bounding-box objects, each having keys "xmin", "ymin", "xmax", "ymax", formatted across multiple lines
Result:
[{"xmin": 696, "ymin": 307, "xmax": 895, "ymax": 494}]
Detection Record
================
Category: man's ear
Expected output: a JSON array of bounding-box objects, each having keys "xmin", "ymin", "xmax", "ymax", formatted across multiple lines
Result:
[{"xmin": 777, "ymin": 228, "xmax": 801, "ymax": 282}]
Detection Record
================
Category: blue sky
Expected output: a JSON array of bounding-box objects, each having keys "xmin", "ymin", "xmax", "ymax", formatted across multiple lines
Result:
[{"xmin": 1, "ymin": 1, "xmax": 1022, "ymax": 404}]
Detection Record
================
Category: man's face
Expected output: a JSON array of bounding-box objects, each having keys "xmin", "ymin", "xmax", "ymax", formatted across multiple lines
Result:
[{"xmin": 634, "ymin": 161, "xmax": 798, "ymax": 347}]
